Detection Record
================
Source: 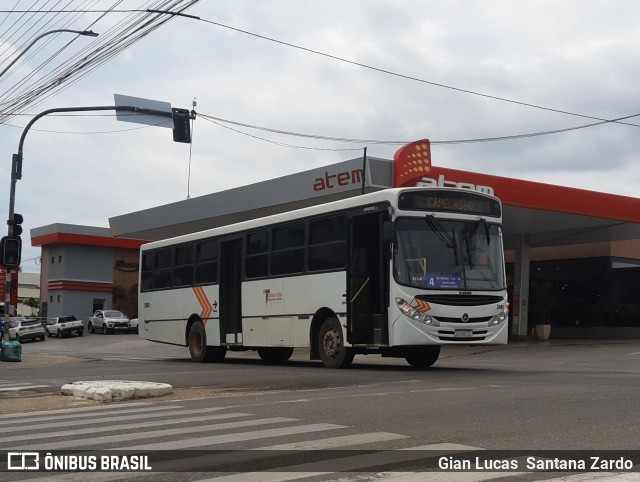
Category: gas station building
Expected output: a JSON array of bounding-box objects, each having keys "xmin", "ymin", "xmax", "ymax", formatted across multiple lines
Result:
[{"xmin": 31, "ymin": 147, "xmax": 640, "ymax": 338}]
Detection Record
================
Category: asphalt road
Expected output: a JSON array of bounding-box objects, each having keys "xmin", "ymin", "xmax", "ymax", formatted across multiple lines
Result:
[{"xmin": 1, "ymin": 333, "xmax": 639, "ymax": 482}]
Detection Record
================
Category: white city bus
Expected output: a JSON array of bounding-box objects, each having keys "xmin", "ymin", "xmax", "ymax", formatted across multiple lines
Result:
[{"xmin": 138, "ymin": 187, "xmax": 508, "ymax": 368}]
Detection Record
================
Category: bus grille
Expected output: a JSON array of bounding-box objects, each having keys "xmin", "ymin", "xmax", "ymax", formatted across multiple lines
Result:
[
  {"xmin": 416, "ymin": 294, "xmax": 504, "ymax": 306},
  {"xmin": 433, "ymin": 316, "xmax": 493, "ymax": 324}
]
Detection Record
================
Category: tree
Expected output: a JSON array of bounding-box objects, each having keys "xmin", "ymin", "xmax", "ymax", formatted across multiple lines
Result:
[{"xmin": 23, "ymin": 296, "xmax": 39, "ymax": 315}]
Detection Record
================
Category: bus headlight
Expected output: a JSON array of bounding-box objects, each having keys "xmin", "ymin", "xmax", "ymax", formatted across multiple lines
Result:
[
  {"xmin": 395, "ymin": 298, "xmax": 432, "ymax": 325},
  {"xmin": 491, "ymin": 312, "xmax": 508, "ymax": 325}
]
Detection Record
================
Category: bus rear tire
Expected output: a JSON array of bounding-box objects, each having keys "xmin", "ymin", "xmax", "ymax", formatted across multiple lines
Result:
[
  {"xmin": 188, "ymin": 321, "xmax": 227, "ymax": 363},
  {"xmin": 258, "ymin": 347, "xmax": 294, "ymax": 364},
  {"xmin": 318, "ymin": 317, "xmax": 354, "ymax": 369},
  {"xmin": 405, "ymin": 346, "xmax": 440, "ymax": 369}
]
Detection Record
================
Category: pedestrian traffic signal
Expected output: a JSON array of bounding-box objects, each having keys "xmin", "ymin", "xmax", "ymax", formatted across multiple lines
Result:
[
  {"xmin": 172, "ymin": 108, "xmax": 191, "ymax": 143},
  {"xmin": 8, "ymin": 213, "xmax": 23, "ymax": 236},
  {"xmin": 1, "ymin": 236, "xmax": 22, "ymax": 268}
]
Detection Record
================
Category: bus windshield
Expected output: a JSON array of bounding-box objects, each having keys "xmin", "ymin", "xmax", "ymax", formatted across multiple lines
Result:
[{"xmin": 394, "ymin": 217, "xmax": 505, "ymax": 291}]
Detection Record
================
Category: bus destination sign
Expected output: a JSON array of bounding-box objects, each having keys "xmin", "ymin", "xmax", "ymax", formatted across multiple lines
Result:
[{"xmin": 398, "ymin": 190, "xmax": 501, "ymax": 217}]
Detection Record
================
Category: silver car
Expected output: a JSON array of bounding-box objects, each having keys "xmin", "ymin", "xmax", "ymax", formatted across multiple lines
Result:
[{"xmin": 88, "ymin": 310, "xmax": 130, "ymax": 334}]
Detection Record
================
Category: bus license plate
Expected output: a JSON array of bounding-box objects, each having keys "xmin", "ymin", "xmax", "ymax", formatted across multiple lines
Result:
[{"xmin": 454, "ymin": 329, "xmax": 473, "ymax": 338}]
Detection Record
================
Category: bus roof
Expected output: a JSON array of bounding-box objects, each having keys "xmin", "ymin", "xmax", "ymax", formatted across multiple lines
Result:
[{"xmin": 141, "ymin": 187, "xmax": 498, "ymax": 250}]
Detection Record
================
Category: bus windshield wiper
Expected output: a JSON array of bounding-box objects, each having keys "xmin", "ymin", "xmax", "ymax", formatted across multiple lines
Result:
[
  {"xmin": 463, "ymin": 218, "xmax": 487, "ymax": 268},
  {"xmin": 425, "ymin": 215, "xmax": 458, "ymax": 265}
]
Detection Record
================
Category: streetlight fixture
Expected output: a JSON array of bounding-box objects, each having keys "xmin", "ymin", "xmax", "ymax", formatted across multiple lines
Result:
[{"xmin": 0, "ymin": 29, "xmax": 99, "ymax": 79}]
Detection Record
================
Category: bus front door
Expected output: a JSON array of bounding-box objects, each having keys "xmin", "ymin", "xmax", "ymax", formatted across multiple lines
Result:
[
  {"xmin": 220, "ymin": 238, "xmax": 243, "ymax": 345},
  {"xmin": 347, "ymin": 210, "xmax": 389, "ymax": 346}
]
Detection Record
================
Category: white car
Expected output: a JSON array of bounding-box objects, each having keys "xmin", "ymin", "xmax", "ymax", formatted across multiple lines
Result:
[
  {"xmin": 8, "ymin": 317, "xmax": 46, "ymax": 342},
  {"xmin": 129, "ymin": 318, "xmax": 139, "ymax": 333},
  {"xmin": 45, "ymin": 315, "xmax": 84, "ymax": 338},
  {"xmin": 88, "ymin": 310, "xmax": 130, "ymax": 334}
]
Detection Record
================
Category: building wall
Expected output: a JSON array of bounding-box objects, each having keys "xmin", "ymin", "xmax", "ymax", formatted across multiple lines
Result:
[
  {"xmin": 46, "ymin": 290, "xmax": 109, "ymax": 321},
  {"xmin": 40, "ymin": 243, "xmax": 115, "ymax": 319},
  {"xmin": 32, "ymin": 225, "xmax": 146, "ymax": 321},
  {"xmin": 46, "ymin": 244, "xmax": 114, "ymax": 282}
]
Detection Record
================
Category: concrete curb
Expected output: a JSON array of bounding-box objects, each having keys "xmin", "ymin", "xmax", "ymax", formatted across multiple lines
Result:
[{"xmin": 61, "ymin": 380, "xmax": 173, "ymax": 402}]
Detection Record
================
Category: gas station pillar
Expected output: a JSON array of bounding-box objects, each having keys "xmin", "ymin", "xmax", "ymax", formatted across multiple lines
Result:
[{"xmin": 512, "ymin": 234, "xmax": 531, "ymax": 338}]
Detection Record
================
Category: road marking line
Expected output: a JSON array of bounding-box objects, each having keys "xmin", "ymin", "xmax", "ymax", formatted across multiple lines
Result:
[
  {"xmin": 0, "ymin": 384, "xmax": 49, "ymax": 391},
  {"xmin": 11, "ymin": 417, "xmax": 299, "ymax": 451},
  {"xmin": 128, "ymin": 423, "xmax": 346, "ymax": 451},
  {"xmin": 0, "ymin": 412, "xmax": 252, "ymax": 442},
  {"xmin": 0, "ymin": 405, "xmax": 232, "ymax": 428}
]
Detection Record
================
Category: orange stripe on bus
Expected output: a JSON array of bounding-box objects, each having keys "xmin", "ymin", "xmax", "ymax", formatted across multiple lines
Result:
[{"xmin": 192, "ymin": 286, "xmax": 213, "ymax": 324}]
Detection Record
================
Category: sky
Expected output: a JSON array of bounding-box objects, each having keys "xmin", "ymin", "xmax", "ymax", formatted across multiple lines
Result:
[{"xmin": 1, "ymin": 0, "xmax": 640, "ymax": 273}]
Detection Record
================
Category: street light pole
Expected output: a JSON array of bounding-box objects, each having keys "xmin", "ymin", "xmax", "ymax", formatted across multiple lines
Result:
[
  {"xmin": 0, "ymin": 29, "xmax": 98, "ymax": 79},
  {"xmin": 2, "ymin": 104, "xmax": 192, "ymax": 317},
  {"xmin": 1, "ymin": 29, "xmax": 98, "ymax": 319}
]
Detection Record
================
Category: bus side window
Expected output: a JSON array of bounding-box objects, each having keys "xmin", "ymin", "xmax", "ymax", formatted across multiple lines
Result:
[
  {"xmin": 308, "ymin": 215, "xmax": 346, "ymax": 271},
  {"xmin": 271, "ymin": 222, "xmax": 305, "ymax": 275},
  {"xmin": 174, "ymin": 243, "xmax": 194, "ymax": 286},
  {"xmin": 195, "ymin": 239, "xmax": 218, "ymax": 284},
  {"xmin": 141, "ymin": 251, "xmax": 154, "ymax": 291},
  {"xmin": 246, "ymin": 229, "xmax": 268, "ymax": 278}
]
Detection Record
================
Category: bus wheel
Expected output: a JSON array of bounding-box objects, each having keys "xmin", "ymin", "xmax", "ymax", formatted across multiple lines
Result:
[
  {"xmin": 318, "ymin": 317, "xmax": 354, "ymax": 369},
  {"xmin": 258, "ymin": 347, "xmax": 294, "ymax": 364},
  {"xmin": 188, "ymin": 322, "xmax": 227, "ymax": 363},
  {"xmin": 405, "ymin": 346, "xmax": 441, "ymax": 369}
]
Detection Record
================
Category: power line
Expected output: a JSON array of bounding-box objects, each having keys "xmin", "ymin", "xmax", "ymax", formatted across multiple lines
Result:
[
  {"xmin": 0, "ymin": 1, "xmax": 200, "ymax": 125},
  {"xmin": 198, "ymin": 111, "xmax": 640, "ymax": 146},
  {"xmin": 3, "ymin": 109, "xmax": 639, "ymax": 148},
  {"xmin": 196, "ymin": 16, "xmax": 640, "ymax": 129}
]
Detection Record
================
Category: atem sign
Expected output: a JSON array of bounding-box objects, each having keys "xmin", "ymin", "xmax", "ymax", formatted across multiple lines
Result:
[
  {"xmin": 393, "ymin": 139, "xmax": 495, "ymax": 196},
  {"xmin": 313, "ymin": 169, "xmax": 363, "ymax": 192},
  {"xmin": 415, "ymin": 174, "xmax": 495, "ymax": 196}
]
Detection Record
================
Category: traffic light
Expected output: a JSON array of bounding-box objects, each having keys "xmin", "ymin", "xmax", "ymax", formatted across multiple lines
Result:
[
  {"xmin": 1, "ymin": 236, "xmax": 22, "ymax": 268},
  {"xmin": 8, "ymin": 213, "xmax": 23, "ymax": 236},
  {"xmin": 172, "ymin": 108, "xmax": 191, "ymax": 143}
]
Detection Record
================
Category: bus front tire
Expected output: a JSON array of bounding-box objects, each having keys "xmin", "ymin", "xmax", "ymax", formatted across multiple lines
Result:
[
  {"xmin": 258, "ymin": 347, "xmax": 294, "ymax": 364},
  {"xmin": 188, "ymin": 322, "xmax": 227, "ymax": 363},
  {"xmin": 404, "ymin": 346, "xmax": 441, "ymax": 369},
  {"xmin": 318, "ymin": 317, "xmax": 354, "ymax": 369}
]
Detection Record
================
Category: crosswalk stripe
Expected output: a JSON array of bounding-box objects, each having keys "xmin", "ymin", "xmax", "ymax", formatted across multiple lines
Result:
[
  {"xmin": 0, "ymin": 384, "xmax": 49, "ymax": 391},
  {"xmin": 127, "ymin": 423, "xmax": 346, "ymax": 451},
  {"xmin": 0, "ymin": 403, "xmax": 181, "ymax": 423},
  {"xmin": 0, "ymin": 405, "xmax": 234, "ymax": 430},
  {"xmin": 10, "ymin": 417, "xmax": 298, "ymax": 451},
  {"xmin": 4, "ymin": 401, "xmax": 637, "ymax": 482},
  {"xmin": 1, "ymin": 412, "xmax": 252, "ymax": 443},
  {"xmin": 259, "ymin": 432, "xmax": 409, "ymax": 450}
]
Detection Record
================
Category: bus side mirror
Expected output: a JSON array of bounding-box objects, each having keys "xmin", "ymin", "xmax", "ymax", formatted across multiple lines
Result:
[{"xmin": 382, "ymin": 221, "xmax": 395, "ymax": 245}]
